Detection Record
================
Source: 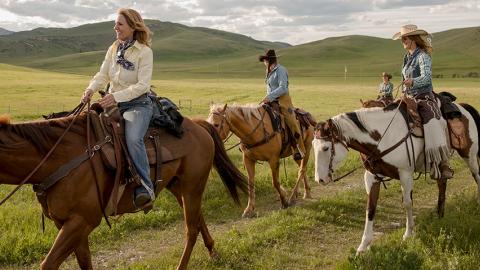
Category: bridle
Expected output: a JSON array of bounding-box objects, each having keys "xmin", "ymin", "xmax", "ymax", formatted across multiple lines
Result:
[
  {"xmin": 315, "ymin": 106, "xmax": 414, "ymax": 183},
  {"xmin": 314, "ymin": 121, "xmax": 353, "ymax": 183},
  {"xmin": 210, "ymin": 107, "xmax": 271, "ymax": 151}
]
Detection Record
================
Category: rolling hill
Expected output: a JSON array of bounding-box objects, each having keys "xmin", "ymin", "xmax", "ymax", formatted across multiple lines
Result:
[
  {"xmin": 0, "ymin": 21, "xmax": 478, "ymax": 78},
  {"xmin": 0, "ymin": 27, "xmax": 13, "ymax": 36},
  {"xmin": 0, "ymin": 20, "xmax": 284, "ymax": 75}
]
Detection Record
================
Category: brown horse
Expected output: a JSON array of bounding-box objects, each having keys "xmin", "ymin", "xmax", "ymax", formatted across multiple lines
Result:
[
  {"xmin": 207, "ymin": 104, "xmax": 314, "ymax": 218},
  {"xmin": 0, "ymin": 113, "xmax": 247, "ymax": 270}
]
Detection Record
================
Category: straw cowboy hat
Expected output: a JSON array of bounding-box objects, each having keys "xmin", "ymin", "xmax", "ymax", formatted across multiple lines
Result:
[
  {"xmin": 382, "ymin": 72, "xmax": 392, "ymax": 80},
  {"xmin": 392, "ymin": 24, "xmax": 430, "ymax": 40},
  {"xmin": 258, "ymin": 49, "xmax": 277, "ymax": 62}
]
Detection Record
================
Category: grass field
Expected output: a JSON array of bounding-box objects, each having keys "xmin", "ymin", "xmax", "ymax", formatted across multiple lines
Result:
[{"xmin": 0, "ymin": 63, "xmax": 479, "ymax": 269}]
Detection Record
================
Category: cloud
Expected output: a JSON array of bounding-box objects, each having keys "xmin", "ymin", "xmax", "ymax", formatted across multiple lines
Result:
[{"xmin": 0, "ymin": 0, "xmax": 478, "ymax": 44}]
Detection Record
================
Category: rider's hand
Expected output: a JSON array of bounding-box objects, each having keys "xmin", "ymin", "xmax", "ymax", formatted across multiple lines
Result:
[
  {"xmin": 82, "ymin": 89, "xmax": 94, "ymax": 103},
  {"xmin": 99, "ymin": 94, "xmax": 117, "ymax": 109},
  {"xmin": 403, "ymin": 78, "xmax": 413, "ymax": 88},
  {"xmin": 261, "ymin": 96, "xmax": 270, "ymax": 103}
]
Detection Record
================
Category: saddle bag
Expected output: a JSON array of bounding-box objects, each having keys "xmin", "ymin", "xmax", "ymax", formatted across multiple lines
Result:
[{"xmin": 150, "ymin": 96, "xmax": 184, "ymax": 138}]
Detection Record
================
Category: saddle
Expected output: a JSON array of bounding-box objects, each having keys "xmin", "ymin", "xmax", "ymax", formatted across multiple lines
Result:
[
  {"xmin": 89, "ymin": 105, "xmax": 189, "ymax": 214},
  {"xmin": 372, "ymin": 92, "xmax": 471, "ymax": 152},
  {"xmin": 262, "ymin": 102, "xmax": 316, "ymax": 155}
]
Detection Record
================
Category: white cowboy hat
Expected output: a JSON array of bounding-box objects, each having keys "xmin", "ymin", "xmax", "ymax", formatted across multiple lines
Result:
[{"xmin": 392, "ymin": 24, "xmax": 430, "ymax": 40}]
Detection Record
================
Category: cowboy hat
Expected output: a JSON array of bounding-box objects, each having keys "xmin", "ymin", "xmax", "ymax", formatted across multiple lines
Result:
[
  {"xmin": 258, "ymin": 49, "xmax": 277, "ymax": 62},
  {"xmin": 382, "ymin": 72, "xmax": 392, "ymax": 80},
  {"xmin": 392, "ymin": 24, "xmax": 430, "ymax": 40}
]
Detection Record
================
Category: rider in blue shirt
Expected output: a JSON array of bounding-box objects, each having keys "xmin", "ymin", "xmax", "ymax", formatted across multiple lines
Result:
[{"xmin": 259, "ymin": 49, "xmax": 306, "ymax": 160}]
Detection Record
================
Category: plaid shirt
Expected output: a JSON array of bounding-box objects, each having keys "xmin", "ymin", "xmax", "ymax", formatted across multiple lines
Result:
[{"xmin": 402, "ymin": 47, "xmax": 433, "ymax": 96}]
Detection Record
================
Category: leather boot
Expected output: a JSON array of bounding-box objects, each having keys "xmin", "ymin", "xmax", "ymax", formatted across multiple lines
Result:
[{"xmin": 134, "ymin": 178, "xmax": 155, "ymax": 208}]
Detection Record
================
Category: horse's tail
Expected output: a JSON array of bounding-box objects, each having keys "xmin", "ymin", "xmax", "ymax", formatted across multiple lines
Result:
[
  {"xmin": 193, "ymin": 119, "xmax": 248, "ymax": 205},
  {"xmin": 459, "ymin": 103, "xmax": 480, "ymax": 159}
]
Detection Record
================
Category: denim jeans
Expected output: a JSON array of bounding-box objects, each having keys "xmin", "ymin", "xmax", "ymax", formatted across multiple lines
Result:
[{"xmin": 118, "ymin": 94, "xmax": 154, "ymax": 196}]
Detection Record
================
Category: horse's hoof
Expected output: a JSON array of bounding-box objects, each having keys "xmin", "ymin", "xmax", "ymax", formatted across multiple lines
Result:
[
  {"xmin": 303, "ymin": 193, "xmax": 312, "ymax": 199},
  {"xmin": 209, "ymin": 249, "xmax": 220, "ymax": 261},
  {"xmin": 281, "ymin": 202, "xmax": 290, "ymax": 209},
  {"xmin": 242, "ymin": 211, "xmax": 257, "ymax": 218},
  {"xmin": 437, "ymin": 207, "xmax": 445, "ymax": 218},
  {"xmin": 402, "ymin": 232, "xmax": 414, "ymax": 241},
  {"xmin": 287, "ymin": 200, "xmax": 297, "ymax": 207},
  {"xmin": 356, "ymin": 248, "xmax": 365, "ymax": 256}
]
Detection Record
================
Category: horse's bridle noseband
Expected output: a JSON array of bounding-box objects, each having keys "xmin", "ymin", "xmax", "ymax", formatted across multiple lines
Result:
[
  {"xmin": 314, "ymin": 124, "xmax": 348, "ymax": 181},
  {"xmin": 210, "ymin": 107, "xmax": 272, "ymax": 150}
]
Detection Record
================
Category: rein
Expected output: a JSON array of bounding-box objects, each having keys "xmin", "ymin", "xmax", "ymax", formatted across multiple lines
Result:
[
  {"xmin": 320, "ymin": 98, "xmax": 412, "ymax": 182},
  {"xmin": 0, "ymin": 102, "xmax": 87, "ymax": 207},
  {"xmin": 213, "ymin": 108, "xmax": 274, "ymax": 151}
]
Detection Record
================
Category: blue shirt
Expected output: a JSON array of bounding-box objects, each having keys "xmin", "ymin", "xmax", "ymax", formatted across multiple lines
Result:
[
  {"xmin": 378, "ymin": 82, "xmax": 393, "ymax": 97},
  {"xmin": 402, "ymin": 47, "xmax": 433, "ymax": 96},
  {"xmin": 266, "ymin": 64, "xmax": 289, "ymax": 101}
]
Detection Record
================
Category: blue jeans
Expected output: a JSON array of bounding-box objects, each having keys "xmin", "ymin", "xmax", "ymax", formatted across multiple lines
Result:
[{"xmin": 118, "ymin": 95, "xmax": 154, "ymax": 197}]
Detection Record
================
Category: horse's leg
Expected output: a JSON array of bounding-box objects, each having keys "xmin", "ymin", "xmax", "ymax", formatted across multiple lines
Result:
[
  {"xmin": 300, "ymin": 143, "xmax": 312, "ymax": 199},
  {"xmin": 288, "ymin": 156, "xmax": 311, "ymax": 205},
  {"xmin": 464, "ymin": 154, "xmax": 480, "ymax": 205},
  {"xmin": 269, "ymin": 157, "xmax": 288, "ymax": 208},
  {"xmin": 357, "ymin": 171, "xmax": 380, "ymax": 254},
  {"xmin": 399, "ymin": 170, "xmax": 415, "ymax": 240},
  {"xmin": 73, "ymin": 233, "xmax": 93, "ymax": 270},
  {"xmin": 41, "ymin": 215, "xmax": 93, "ymax": 270},
  {"xmin": 242, "ymin": 155, "xmax": 257, "ymax": 218},
  {"xmin": 288, "ymin": 158, "xmax": 302, "ymax": 205},
  {"xmin": 176, "ymin": 189, "xmax": 204, "ymax": 270},
  {"xmin": 436, "ymin": 178, "xmax": 447, "ymax": 218},
  {"xmin": 167, "ymin": 181, "xmax": 216, "ymax": 260},
  {"xmin": 198, "ymin": 213, "xmax": 217, "ymax": 259}
]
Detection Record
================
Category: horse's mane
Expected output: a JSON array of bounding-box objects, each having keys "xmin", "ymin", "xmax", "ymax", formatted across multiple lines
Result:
[
  {"xmin": 333, "ymin": 107, "xmax": 389, "ymax": 142},
  {"xmin": 210, "ymin": 104, "xmax": 262, "ymax": 125},
  {"xmin": 0, "ymin": 113, "xmax": 87, "ymax": 154}
]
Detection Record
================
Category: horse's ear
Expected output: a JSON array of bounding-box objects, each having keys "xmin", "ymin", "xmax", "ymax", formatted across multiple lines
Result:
[
  {"xmin": 221, "ymin": 103, "xmax": 227, "ymax": 112},
  {"xmin": 326, "ymin": 119, "xmax": 336, "ymax": 135}
]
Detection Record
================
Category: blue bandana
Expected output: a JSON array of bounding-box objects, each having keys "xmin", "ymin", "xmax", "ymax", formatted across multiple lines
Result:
[{"xmin": 116, "ymin": 39, "xmax": 135, "ymax": 71}]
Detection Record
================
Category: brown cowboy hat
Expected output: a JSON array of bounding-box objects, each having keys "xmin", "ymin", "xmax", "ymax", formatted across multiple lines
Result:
[
  {"xmin": 392, "ymin": 24, "xmax": 430, "ymax": 40},
  {"xmin": 382, "ymin": 72, "xmax": 392, "ymax": 80},
  {"xmin": 258, "ymin": 49, "xmax": 277, "ymax": 62}
]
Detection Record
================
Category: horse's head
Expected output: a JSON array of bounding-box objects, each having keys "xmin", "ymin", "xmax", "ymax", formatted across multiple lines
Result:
[
  {"xmin": 360, "ymin": 99, "xmax": 385, "ymax": 108},
  {"xmin": 0, "ymin": 115, "xmax": 10, "ymax": 128},
  {"xmin": 312, "ymin": 120, "xmax": 349, "ymax": 184},
  {"xmin": 207, "ymin": 103, "xmax": 231, "ymax": 140}
]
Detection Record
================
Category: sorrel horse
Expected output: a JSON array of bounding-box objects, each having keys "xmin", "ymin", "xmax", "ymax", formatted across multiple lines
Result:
[
  {"xmin": 207, "ymin": 104, "xmax": 314, "ymax": 218},
  {"xmin": 0, "ymin": 113, "xmax": 247, "ymax": 270},
  {"xmin": 312, "ymin": 103, "xmax": 480, "ymax": 254}
]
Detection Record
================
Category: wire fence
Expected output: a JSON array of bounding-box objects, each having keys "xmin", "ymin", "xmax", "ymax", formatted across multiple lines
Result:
[{"xmin": 0, "ymin": 99, "xmax": 212, "ymax": 120}]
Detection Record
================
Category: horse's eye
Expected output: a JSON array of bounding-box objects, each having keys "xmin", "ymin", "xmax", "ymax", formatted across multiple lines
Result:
[
  {"xmin": 213, "ymin": 124, "xmax": 219, "ymax": 128},
  {"xmin": 322, "ymin": 146, "xmax": 329, "ymax": 151}
]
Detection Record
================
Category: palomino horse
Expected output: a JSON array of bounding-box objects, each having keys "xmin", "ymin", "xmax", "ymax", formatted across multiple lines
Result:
[
  {"xmin": 207, "ymin": 104, "xmax": 314, "ymax": 218},
  {"xmin": 312, "ymin": 103, "xmax": 480, "ymax": 254},
  {"xmin": 0, "ymin": 113, "xmax": 247, "ymax": 270}
]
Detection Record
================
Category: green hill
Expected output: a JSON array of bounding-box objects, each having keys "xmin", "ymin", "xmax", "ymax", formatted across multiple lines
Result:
[
  {"xmin": 0, "ymin": 20, "xmax": 283, "ymax": 75},
  {"xmin": 0, "ymin": 22, "xmax": 478, "ymax": 78},
  {"xmin": 204, "ymin": 27, "xmax": 480, "ymax": 78}
]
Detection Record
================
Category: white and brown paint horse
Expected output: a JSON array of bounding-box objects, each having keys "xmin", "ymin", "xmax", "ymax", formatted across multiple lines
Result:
[
  {"xmin": 208, "ymin": 104, "xmax": 314, "ymax": 218},
  {"xmin": 312, "ymin": 103, "xmax": 480, "ymax": 253}
]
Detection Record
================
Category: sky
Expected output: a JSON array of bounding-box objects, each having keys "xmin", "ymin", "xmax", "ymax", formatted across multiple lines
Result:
[{"xmin": 0, "ymin": 0, "xmax": 479, "ymax": 45}]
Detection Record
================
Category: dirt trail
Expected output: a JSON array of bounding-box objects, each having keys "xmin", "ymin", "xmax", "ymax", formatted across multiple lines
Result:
[{"xmin": 9, "ymin": 167, "xmax": 476, "ymax": 270}]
